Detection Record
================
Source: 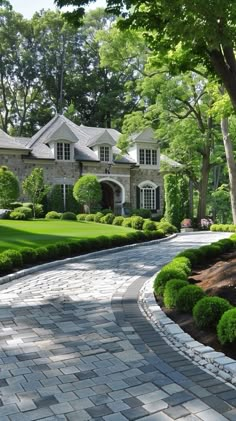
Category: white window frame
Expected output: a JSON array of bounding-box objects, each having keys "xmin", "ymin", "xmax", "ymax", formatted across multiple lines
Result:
[
  {"xmin": 100, "ymin": 145, "xmax": 110, "ymax": 162},
  {"xmin": 139, "ymin": 180, "xmax": 157, "ymax": 210},
  {"xmin": 56, "ymin": 142, "xmax": 71, "ymax": 161},
  {"xmin": 139, "ymin": 148, "xmax": 158, "ymax": 166}
]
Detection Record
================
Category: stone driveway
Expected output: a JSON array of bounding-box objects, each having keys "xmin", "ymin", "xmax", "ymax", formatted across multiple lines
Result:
[{"xmin": 0, "ymin": 232, "xmax": 235, "ymax": 420}]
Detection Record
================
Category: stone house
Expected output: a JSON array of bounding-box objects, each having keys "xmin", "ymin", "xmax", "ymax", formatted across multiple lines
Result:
[{"xmin": 0, "ymin": 114, "xmax": 181, "ymax": 214}]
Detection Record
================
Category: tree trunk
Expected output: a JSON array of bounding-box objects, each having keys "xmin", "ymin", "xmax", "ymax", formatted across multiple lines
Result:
[
  {"xmin": 220, "ymin": 117, "xmax": 236, "ymax": 223},
  {"xmin": 197, "ymin": 153, "xmax": 210, "ymax": 221}
]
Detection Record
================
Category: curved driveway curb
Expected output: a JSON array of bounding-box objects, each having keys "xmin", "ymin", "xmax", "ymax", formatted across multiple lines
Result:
[{"xmin": 0, "ymin": 232, "xmax": 235, "ymax": 421}]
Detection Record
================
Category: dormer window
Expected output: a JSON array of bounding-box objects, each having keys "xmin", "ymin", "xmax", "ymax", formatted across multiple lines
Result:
[
  {"xmin": 139, "ymin": 148, "xmax": 157, "ymax": 165},
  {"xmin": 100, "ymin": 146, "xmax": 110, "ymax": 162},
  {"xmin": 56, "ymin": 142, "xmax": 71, "ymax": 160}
]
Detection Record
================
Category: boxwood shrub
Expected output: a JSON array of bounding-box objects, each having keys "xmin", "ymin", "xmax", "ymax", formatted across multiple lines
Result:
[
  {"xmin": 176, "ymin": 285, "xmax": 205, "ymax": 313},
  {"xmin": 100, "ymin": 213, "xmax": 115, "ymax": 224},
  {"xmin": 61, "ymin": 212, "xmax": 77, "ymax": 221},
  {"xmin": 131, "ymin": 216, "xmax": 144, "ymax": 230},
  {"xmin": 143, "ymin": 220, "xmax": 156, "ymax": 231},
  {"xmin": 45, "ymin": 211, "xmax": 61, "ymax": 220},
  {"xmin": 36, "ymin": 247, "xmax": 50, "ymax": 262},
  {"xmin": 193, "ymin": 296, "xmax": 232, "ymax": 330},
  {"xmin": 1, "ymin": 250, "xmax": 23, "ymax": 268},
  {"xmin": 154, "ymin": 264, "xmax": 188, "ymax": 296},
  {"xmin": 0, "ymin": 254, "xmax": 13, "ymax": 274},
  {"xmin": 163, "ymin": 279, "xmax": 189, "ymax": 308},
  {"xmin": 112, "ymin": 216, "xmax": 125, "ymax": 226},
  {"xmin": 156, "ymin": 221, "xmax": 178, "ymax": 234},
  {"xmin": 85, "ymin": 214, "xmax": 95, "ymax": 221},
  {"xmin": 76, "ymin": 213, "xmax": 87, "ymax": 221},
  {"xmin": 20, "ymin": 247, "xmax": 38, "ymax": 264},
  {"xmin": 94, "ymin": 212, "xmax": 103, "ymax": 223},
  {"xmin": 217, "ymin": 308, "xmax": 236, "ymax": 344},
  {"xmin": 122, "ymin": 217, "xmax": 132, "ymax": 227}
]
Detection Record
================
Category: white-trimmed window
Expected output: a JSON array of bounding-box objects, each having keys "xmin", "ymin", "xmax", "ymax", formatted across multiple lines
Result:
[
  {"xmin": 56, "ymin": 142, "xmax": 71, "ymax": 160},
  {"xmin": 140, "ymin": 184, "xmax": 156, "ymax": 209},
  {"xmin": 139, "ymin": 148, "xmax": 157, "ymax": 165},
  {"xmin": 100, "ymin": 146, "xmax": 110, "ymax": 162}
]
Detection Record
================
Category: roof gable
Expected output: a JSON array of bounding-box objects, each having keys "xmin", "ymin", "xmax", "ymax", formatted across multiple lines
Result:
[
  {"xmin": 44, "ymin": 121, "xmax": 79, "ymax": 144},
  {"xmin": 132, "ymin": 127, "xmax": 157, "ymax": 143},
  {"xmin": 87, "ymin": 129, "xmax": 117, "ymax": 147}
]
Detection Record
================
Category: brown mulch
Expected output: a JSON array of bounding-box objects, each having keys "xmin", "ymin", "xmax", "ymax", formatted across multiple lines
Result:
[{"xmin": 156, "ymin": 251, "xmax": 236, "ymax": 360}]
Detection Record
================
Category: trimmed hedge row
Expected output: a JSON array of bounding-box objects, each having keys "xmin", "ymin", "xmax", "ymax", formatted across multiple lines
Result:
[
  {"xmin": 0, "ymin": 229, "xmax": 165, "ymax": 277},
  {"xmin": 76, "ymin": 212, "xmax": 178, "ymax": 235},
  {"xmin": 211, "ymin": 224, "xmax": 236, "ymax": 232},
  {"xmin": 153, "ymin": 234, "xmax": 236, "ymax": 346}
]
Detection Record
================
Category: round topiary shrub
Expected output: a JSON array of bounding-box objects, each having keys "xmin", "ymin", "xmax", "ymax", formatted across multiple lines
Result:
[
  {"xmin": 55, "ymin": 242, "xmax": 71, "ymax": 257},
  {"xmin": 193, "ymin": 296, "xmax": 232, "ymax": 330},
  {"xmin": 2, "ymin": 250, "xmax": 23, "ymax": 268},
  {"xmin": 153, "ymin": 265, "xmax": 188, "ymax": 296},
  {"xmin": 177, "ymin": 249, "xmax": 203, "ymax": 266},
  {"xmin": 94, "ymin": 212, "xmax": 103, "ymax": 223},
  {"xmin": 199, "ymin": 244, "xmax": 221, "ymax": 259},
  {"xmin": 143, "ymin": 220, "xmax": 156, "ymax": 231},
  {"xmin": 100, "ymin": 213, "xmax": 115, "ymax": 224},
  {"xmin": 14, "ymin": 206, "xmax": 32, "ymax": 219},
  {"xmin": 176, "ymin": 285, "xmax": 205, "ymax": 313},
  {"xmin": 217, "ymin": 308, "xmax": 236, "ymax": 344},
  {"xmin": 0, "ymin": 253, "xmax": 13, "ymax": 274},
  {"xmin": 122, "ymin": 217, "xmax": 132, "ymax": 227},
  {"xmin": 112, "ymin": 216, "xmax": 124, "ymax": 226},
  {"xmin": 20, "ymin": 247, "xmax": 38, "ymax": 264},
  {"xmin": 10, "ymin": 210, "xmax": 27, "ymax": 220},
  {"xmin": 216, "ymin": 238, "xmax": 234, "ymax": 253},
  {"xmin": 85, "ymin": 213, "xmax": 95, "ymax": 221},
  {"xmin": 61, "ymin": 212, "xmax": 77, "ymax": 221},
  {"xmin": 164, "ymin": 279, "xmax": 189, "ymax": 308},
  {"xmin": 130, "ymin": 216, "xmax": 144, "ymax": 230},
  {"xmin": 36, "ymin": 247, "xmax": 49, "ymax": 262},
  {"xmin": 45, "ymin": 211, "xmax": 61, "ymax": 220},
  {"xmin": 156, "ymin": 221, "xmax": 178, "ymax": 234}
]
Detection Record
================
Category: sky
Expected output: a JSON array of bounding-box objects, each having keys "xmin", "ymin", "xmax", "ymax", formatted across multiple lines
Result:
[{"xmin": 9, "ymin": 0, "xmax": 106, "ymax": 18}]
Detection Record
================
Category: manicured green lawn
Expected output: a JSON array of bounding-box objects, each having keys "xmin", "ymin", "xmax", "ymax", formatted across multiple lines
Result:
[{"xmin": 0, "ymin": 220, "xmax": 135, "ymax": 252}]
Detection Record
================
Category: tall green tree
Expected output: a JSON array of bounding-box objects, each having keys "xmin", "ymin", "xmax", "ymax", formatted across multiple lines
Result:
[
  {"xmin": 73, "ymin": 175, "xmax": 102, "ymax": 213},
  {"xmin": 0, "ymin": 166, "xmax": 19, "ymax": 207},
  {"xmin": 22, "ymin": 168, "xmax": 50, "ymax": 218},
  {"xmin": 55, "ymin": 0, "xmax": 236, "ymax": 222}
]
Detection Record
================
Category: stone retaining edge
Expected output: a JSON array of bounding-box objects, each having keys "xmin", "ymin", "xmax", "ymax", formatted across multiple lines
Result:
[
  {"xmin": 139, "ymin": 275, "xmax": 236, "ymax": 386},
  {"xmin": 0, "ymin": 233, "xmax": 177, "ymax": 285}
]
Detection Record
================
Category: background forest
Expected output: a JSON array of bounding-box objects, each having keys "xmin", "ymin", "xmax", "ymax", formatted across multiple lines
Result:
[{"xmin": 0, "ymin": 0, "xmax": 235, "ymax": 223}]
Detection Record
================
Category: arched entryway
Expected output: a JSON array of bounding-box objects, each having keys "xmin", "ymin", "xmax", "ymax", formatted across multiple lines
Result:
[{"xmin": 100, "ymin": 179, "xmax": 125, "ymax": 215}]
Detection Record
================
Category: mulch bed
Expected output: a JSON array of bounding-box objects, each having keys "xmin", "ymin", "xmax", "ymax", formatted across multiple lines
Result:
[{"xmin": 156, "ymin": 251, "xmax": 236, "ymax": 360}]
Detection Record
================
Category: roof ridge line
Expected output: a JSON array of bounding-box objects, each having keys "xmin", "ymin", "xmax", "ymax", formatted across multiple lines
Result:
[{"xmin": 29, "ymin": 114, "xmax": 60, "ymax": 148}]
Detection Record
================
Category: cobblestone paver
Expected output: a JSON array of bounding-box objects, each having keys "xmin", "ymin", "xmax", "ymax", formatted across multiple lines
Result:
[{"xmin": 0, "ymin": 232, "xmax": 235, "ymax": 420}]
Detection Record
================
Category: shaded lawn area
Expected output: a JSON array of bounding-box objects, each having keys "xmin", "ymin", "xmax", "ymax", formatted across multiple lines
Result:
[{"xmin": 0, "ymin": 220, "xmax": 135, "ymax": 252}]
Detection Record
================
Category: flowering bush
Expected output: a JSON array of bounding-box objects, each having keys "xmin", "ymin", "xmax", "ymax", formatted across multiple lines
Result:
[
  {"xmin": 181, "ymin": 218, "xmax": 192, "ymax": 228},
  {"xmin": 200, "ymin": 218, "xmax": 213, "ymax": 230}
]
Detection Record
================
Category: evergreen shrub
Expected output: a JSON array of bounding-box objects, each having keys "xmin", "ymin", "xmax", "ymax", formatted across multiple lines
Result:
[
  {"xmin": 45, "ymin": 211, "xmax": 61, "ymax": 220},
  {"xmin": 100, "ymin": 213, "xmax": 115, "ymax": 224},
  {"xmin": 164, "ymin": 279, "xmax": 189, "ymax": 308},
  {"xmin": 193, "ymin": 296, "xmax": 232, "ymax": 330},
  {"xmin": 85, "ymin": 214, "xmax": 95, "ymax": 221},
  {"xmin": 217, "ymin": 308, "xmax": 236, "ymax": 344},
  {"xmin": 176, "ymin": 285, "xmax": 205, "ymax": 313},
  {"xmin": 2, "ymin": 250, "xmax": 23, "ymax": 268},
  {"xmin": 0, "ymin": 253, "xmax": 13, "ymax": 274},
  {"xmin": 154, "ymin": 264, "xmax": 188, "ymax": 296},
  {"xmin": 20, "ymin": 247, "xmax": 38, "ymax": 264},
  {"xmin": 130, "ymin": 216, "xmax": 144, "ymax": 230},
  {"xmin": 61, "ymin": 212, "xmax": 77, "ymax": 221},
  {"xmin": 112, "ymin": 216, "xmax": 124, "ymax": 226},
  {"xmin": 94, "ymin": 212, "xmax": 103, "ymax": 222},
  {"xmin": 76, "ymin": 213, "xmax": 87, "ymax": 221},
  {"xmin": 122, "ymin": 217, "xmax": 132, "ymax": 227},
  {"xmin": 36, "ymin": 247, "xmax": 49, "ymax": 262},
  {"xmin": 143, "ymin": 220, "xmax": 156, "ymax": 231}
]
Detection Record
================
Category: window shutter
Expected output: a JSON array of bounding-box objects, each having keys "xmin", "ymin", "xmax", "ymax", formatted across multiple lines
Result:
[
  {"xmin": 156, "ymin": 186, "xmax": 160, "ymax": 210},
  {"xmin": 136, "ymin": 186, "xmax": 140, "ymax": 208}
]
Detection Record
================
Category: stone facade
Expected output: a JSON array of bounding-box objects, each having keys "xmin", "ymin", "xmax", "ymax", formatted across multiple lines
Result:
[{"xmin": 0, "ymin": 115, "xmax": 180, "ymax": 214}]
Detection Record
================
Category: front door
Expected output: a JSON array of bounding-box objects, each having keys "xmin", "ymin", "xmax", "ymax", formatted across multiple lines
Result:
[{"xmin": 101, "ymin": 182, "xmax": 114, "ymax": 211}]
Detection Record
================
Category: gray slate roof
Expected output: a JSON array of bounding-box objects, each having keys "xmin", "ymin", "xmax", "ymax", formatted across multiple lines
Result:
[{"xmin": 0, "ymin": 115, "xmax": 180, "ymax": 168}]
